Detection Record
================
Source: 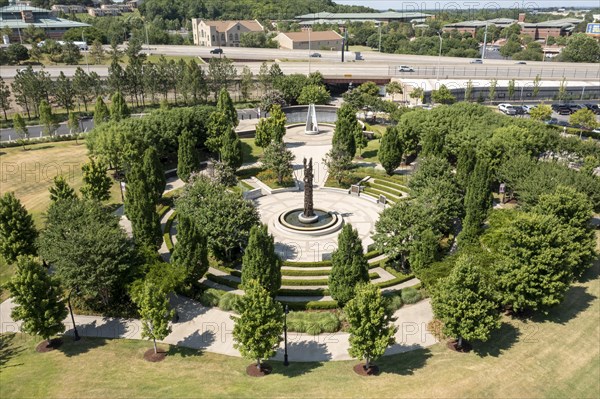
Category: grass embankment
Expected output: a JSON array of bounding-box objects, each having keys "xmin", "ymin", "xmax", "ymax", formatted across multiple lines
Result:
[
  {"xmin": 1, "ymin": 257, "xmax": 599, "ymax": 398},
  {"xmin": 0, "ymin": 140, "xmax": 122, "ymax": 227},
  {"xmin": 324, "ymin": 166, "xmax": 409, "ymax": 190}
]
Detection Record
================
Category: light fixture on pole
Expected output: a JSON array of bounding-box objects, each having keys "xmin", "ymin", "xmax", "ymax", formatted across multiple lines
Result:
[
  {"xmin": 283, "ymin": 304, "xmax": 289, "ymax": 366},
  {"xmin": 436, "ymin": 31, "xmax": 443, "ymax": 82}
]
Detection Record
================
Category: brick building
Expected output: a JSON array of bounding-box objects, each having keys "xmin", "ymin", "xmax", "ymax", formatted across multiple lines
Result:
[{"xmin": 191, "ymin": 19, "xmax": 264, "ymax": 47}]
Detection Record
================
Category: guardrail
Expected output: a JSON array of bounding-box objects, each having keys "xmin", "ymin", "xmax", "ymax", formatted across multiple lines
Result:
[{"xmin": 389, "ymin": 65, "xmax": 600, "ymax": 80}]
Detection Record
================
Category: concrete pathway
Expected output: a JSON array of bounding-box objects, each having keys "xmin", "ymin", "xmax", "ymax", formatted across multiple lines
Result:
[{"xmin": 0, "ymin": 294, "xmax": 437, "ymax": 362}]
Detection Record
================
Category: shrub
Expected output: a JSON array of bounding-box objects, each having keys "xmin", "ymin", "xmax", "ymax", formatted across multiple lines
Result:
[
  {"xmin": 281, "ymin": 300, "xmax": 339, "ymax": 311},
  {"xmin": 401, "ymin": 287, "xmax": 422, "ymax": 304},
  {"xmin": 385, "ymin": 294, "xmax": 403, "ymax": 313},
  {"xmin": 199, "ymin": 288, "xmax": 224, "ymax": 307},
  {"xmin": 218, "ymin": 293, "xmax": 242, "ymax": 312},
  {"xmin": 282, "ymin": 260, "xmax": 332, "ymax": 267}
]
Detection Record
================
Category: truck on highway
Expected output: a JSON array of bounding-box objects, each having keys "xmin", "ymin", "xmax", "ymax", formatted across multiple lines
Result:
[{"xmin": 337, "ymin": 51, "xmax": 363, "ymax": 61}]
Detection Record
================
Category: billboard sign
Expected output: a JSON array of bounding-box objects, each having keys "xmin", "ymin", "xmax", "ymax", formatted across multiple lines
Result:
[{"xmin": 586, "ymin": 23, "xmax": 600, "ymax": 36}]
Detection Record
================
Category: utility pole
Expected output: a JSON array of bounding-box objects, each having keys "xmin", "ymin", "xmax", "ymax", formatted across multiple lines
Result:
[
  {"xmin": 481, "ymin": 22, "xmax": 488, "ymax": 60},
  {"xmin": 378, "ymin": 22, "xmax": 382, "ymax": 52},
  {"xmin": 308, "ymin": 28, "xmax": 311, "ymax": 74},
  {"xmin": 436, "ymin": 31, "xmax": 443, "ymax": 82}
]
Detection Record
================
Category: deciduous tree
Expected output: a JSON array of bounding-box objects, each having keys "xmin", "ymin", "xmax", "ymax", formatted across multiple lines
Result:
[
  {"xmin": 345, "ymin": 283, "xmax": 396, "ymax": 369},
  {"xmin": 431, "ymin": 252, "xmax": 501, "ymax": 349},
  {"xmin": 133, "ymin": 280, "xmax": 175, "ymax": 354},
  {"xmin": 232, "ymin": 279, "xmax": 283, "ymax": 370},
  {"xmin": 262, "ymin": 141, "xmax": 294, "ymax": 185}
]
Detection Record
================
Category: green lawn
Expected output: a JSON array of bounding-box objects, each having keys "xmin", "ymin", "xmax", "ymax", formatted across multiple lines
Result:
[
  {"xmin": 1, "ymin": 258, "xmax": 598, "ymax": 398},
  {"xmin": 359, "ymin": 138, "xmax": 381, "ymax": 163},
  {"xmin": 0, "ymin": 140, "xmax": 122, "ymax": 227},
  {"xmin": 240, "ymin": 138, "xmax": 263, "ymax": 164}
]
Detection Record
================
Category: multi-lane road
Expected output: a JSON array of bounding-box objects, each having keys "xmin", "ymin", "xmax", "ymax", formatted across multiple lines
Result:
[{"xmin": 1, "ymin": 45, "xmax": 599, "ymax": 81}]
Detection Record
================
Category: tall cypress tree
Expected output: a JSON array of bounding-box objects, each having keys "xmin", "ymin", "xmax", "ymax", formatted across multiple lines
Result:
[
  {"xmin": 332, "ymin": 103, "xmax": 359, "ymax": 157},
  {"xmin": 126, "ymin": 162, "xmax": 162, "ymax": 249},
  {"xmin": 6, "ymin": 256, "xmax": 68, "ymax": 345},
  {"xmin": 171, "ymin": 215, "xmax": 209, "ymax": 285},
  {"xmin": 329, "ymin": 224, "xmax": 369, "ymax": 306},
  {"xmin": 93, "ymin": 96, "xmax": 109, "ymax": 125},
  {"xmin": 177, "ymin": 129, "xmax": 199, "ymax": 182},
  {"xmin": 143, "ymin": 146, "xmax": 166, "ymax": 203},
  {"xmin": 221, "ymin": 127, "xmax": 243, "ymax": 171},
  {"xmin": 0, "ymin": 192, "xmax": 37, "ymax": 263},
  {"xmin": 458, "ymin": 158, "xmax": 492, "ymax": 245},
  {"xmin": 110, "ymin": 91, "xmax": 130, "ymax": 122},
  {"xmin": 241, "ymin": 224, "xmax": 281, "ymax": 296},
  {"xmin": 378, "ymin": 126, "xmax": 404, "ymax": 175},
  {"xmin": 217, "ymin": 88, "xmax": 238, "ymax": 128},
  {"xmin": 456, "ymin": 146, "xmax": 477, "ymax": 191}
]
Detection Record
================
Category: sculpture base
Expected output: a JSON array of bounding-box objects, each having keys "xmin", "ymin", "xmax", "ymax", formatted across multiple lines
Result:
[
  {"xmin": 298, "ymin": 212, "xmax": 319, "ymax": 224},
  {"xmin": 304, "ymin": 129, "xmax": 320, "ymax": 135}
]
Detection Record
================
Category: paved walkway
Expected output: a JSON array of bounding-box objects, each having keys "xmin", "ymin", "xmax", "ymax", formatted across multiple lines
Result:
[{"xmin": 0, "ymin": 295, "xmax": 437, "ymax": 362}]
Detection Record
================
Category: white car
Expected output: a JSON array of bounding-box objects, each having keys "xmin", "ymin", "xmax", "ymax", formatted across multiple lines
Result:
[
  {"xmin": 498, "ymin": 103, "xmax": 516, "ymax": 115},
  {"xmin": 397, "ymin": 65, "xmax": 414, "ymax": 72},
  {"xmin": 522, "ymin": 105, "xmax": 535, "ymax": 114}
]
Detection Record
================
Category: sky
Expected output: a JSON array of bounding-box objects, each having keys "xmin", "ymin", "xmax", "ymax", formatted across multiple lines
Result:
[{"xmin": 334, "ymin": 1, "xmax": 600, "ymax": 11}]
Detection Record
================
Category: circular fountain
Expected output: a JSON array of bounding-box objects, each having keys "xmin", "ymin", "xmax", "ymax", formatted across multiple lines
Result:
[{"xmin": 274, "ymin": 158, "xmax": 343, "ymax": 236}]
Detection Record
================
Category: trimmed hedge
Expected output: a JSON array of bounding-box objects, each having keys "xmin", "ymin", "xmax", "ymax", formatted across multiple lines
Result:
[
  {"xmin": 367, "ymin": 181, "xmax": 404, "ymax": 196},
  {"xmin": 157, "ymin": 205, "xmax": 171, "ymax": 220},
  {"xmin": 365, "ymin": 250, "xmax": 382, "ymax": 260},
  {"xmin": 280, "ymin": 300, "xmax": 339, "ymax": 311},
  {"xmin": 282, "ymin": 260, "xmax": 332, "ymax": 267},
  {"xmin": 364, "ymin": 187, "xmax": 401, "ymax": 201},
  {"xmin": 372, "ymin": 178, "xmax": 411, "ymax": 193},
  {"xmin": 281, "ymin": 268, "xmax": 332, "ymax": 277},
  {"xmin": 277, "ymin": 287, "xmax": 330, "ymax": 296},
  {"xmin": 206, "ymin": 273, "xmax": 241, "ymax": 289},
  {"xmin": 375, "ymin": 273, "xmax": 415, "ymax": 289},
  {"xmin": 281, "ymin": 272, "xmax": 379, "ymax": 284}
]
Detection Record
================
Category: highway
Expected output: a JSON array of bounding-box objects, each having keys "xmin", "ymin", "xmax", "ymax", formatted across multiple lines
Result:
[{"xmin": 1, "ymin": 46, "xmax": 598, "ymax": 81}]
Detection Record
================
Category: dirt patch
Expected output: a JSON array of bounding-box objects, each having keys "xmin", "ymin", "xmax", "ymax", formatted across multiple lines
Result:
[
  {"xmin": 353, "ymin": 363, "xmax": 380, "ymax": 376},
  {"xmin": 35, "ymin": 338, "xmax": 63, "ymax": 353},
  {"xmin": 143, "ymin": 348, "xmax": 167, "ymax": 362},
  {"xmin": 246, "ymin": 363, "xmax": 273, "ymax": 377},
  {"xmin": 446, "ymin": 339, "xmax": 472, "ymax": 353}
]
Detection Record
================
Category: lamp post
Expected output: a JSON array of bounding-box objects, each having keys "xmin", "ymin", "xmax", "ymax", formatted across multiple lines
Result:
[
  {"xmin": 67, "ymin": 287, "xmax": 80, "ymax": 341},
  {"xmin": 436, "ymin": 31, "xmax": 443, "ymax": 82},
  {"xmin": 378, "ymin": 22, "xmax": 382, "ymax": 52},
  {"xmin": 283, "ymin": 304, "xmax": 289, "ymax": 366},
  {"xmin": 308, "ymin": 28, "xmax": 311, "ymax": 74}
]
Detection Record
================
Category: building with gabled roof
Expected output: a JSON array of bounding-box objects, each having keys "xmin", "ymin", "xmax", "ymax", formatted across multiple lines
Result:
[
  {"xmin": 191, "ymin": 19, "xmax": 264, "ymax": 47},
  {"xmin": 274, "ymin": 30, "xmax": 343, "ymax": 50},
  {"xmin": 0, "ymin": 3, "xmax": 90, "ymax": 43}
]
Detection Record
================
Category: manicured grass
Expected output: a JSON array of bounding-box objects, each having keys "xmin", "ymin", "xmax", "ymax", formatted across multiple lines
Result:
[
  {"xmin": 0, "ymin": 140, "xmax": 122, "ymax": 227},
  {"xmin": 358, "ymin": 138, "xmax": 381, "ymax": 163},
  {"xmin": 240, "ymin": 138, "xmax": 263, "ymax": 164},
  {"xmin": 2, "ymin": 259, "xmax": 599, "ymax": 398}
]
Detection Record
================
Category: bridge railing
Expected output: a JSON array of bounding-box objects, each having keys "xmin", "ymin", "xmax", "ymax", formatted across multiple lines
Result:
[{"xmin": 388, "ymin": 65, "xmax": 600, "ymax": 80}]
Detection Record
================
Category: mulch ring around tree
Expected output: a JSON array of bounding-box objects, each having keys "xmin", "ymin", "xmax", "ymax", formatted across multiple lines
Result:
[
  {"xmin": 144, "ymin": 348, "xmax": 167, "ymax": 362},
  {"xmin": 246, "ymin": 363, "xmax": 273, "ymax": 377},
  {"xmin": 446, "ymin": 339, "xmax": 472, "ymax": 353},
  {"xmin": 36, "ymin": 338, "xmax": 63, "ymax": 353},
  {"xmin": 353, "ymin": 363, "xmax": 380, "ymax": 376}
]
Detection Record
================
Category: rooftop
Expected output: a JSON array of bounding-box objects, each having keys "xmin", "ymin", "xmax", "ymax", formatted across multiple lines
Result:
[
  {"xmin": 277, "ymin": 30, "xmax": 343, "ymax": 41},
  {"xmin": 295, "ymin": 11, "xmax": 432, "ymax": 20},
  {"xmin": 0, "ymin": 4, "xmax": 90, "ymax": 29}
]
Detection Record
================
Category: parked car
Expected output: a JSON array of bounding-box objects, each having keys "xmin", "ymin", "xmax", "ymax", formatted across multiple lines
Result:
[
  {"xmin": 470, "ymin": 59, "xmax": 483, "ymax": 64},
  {"xmin": 309, "ymin": 52, "xmax": 321, "ymax": 58},
  {"xmin": 498, "ymin": 103, "xmax": 516, "ymax": 115},
  {"xmin": 592, "ymin": 128, "xmax": 600, "ymax": 134},
  {"xmin": 515, "ymin": 61, "xmax": 527, "ymax": 65},
  {"xmin": 397, "ymin": 65, "xmax": 414, "ymax": 72},
  {"xmin": 210, "ymin": 48, "xmax": 223, "ymax": 54},
  {"xmin": 583, "ymin": 104, "xmax": 600, "ymax": 114},
  {"xmin": 513, "ymin": 106, "xmax": 526, "ymax": 115},
  {"xmin": 545, "ymin": 118, "xmax": 559, "ymax": 125},
  {"xmin": 553, "ymin": 104, "xmax": 573, "ymax": 115},
  {"xmin": 522, "ymin": 105, "xmax": 535, "ymax": 114},
  {"xmin": 556, "ymin": 120, "xmax": 570, "ymax": 127}
]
